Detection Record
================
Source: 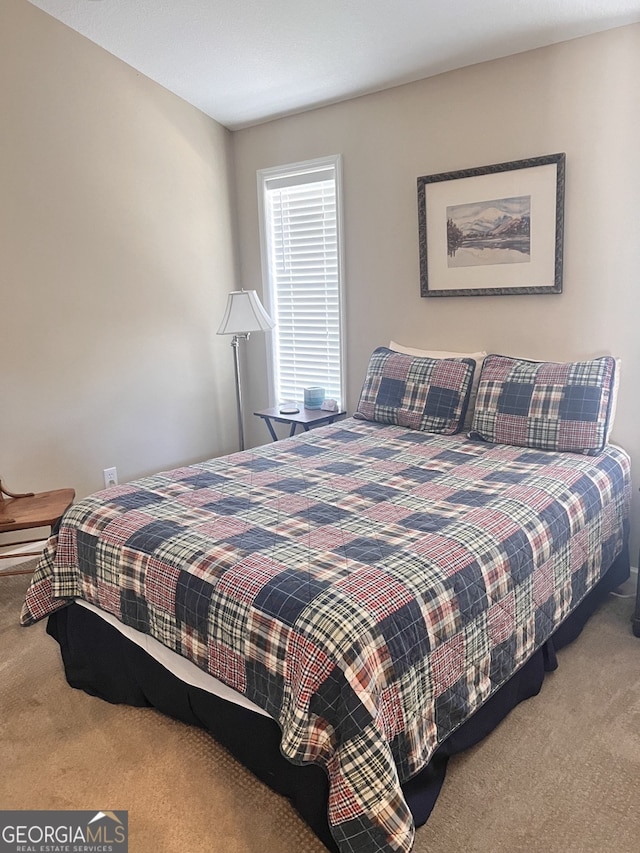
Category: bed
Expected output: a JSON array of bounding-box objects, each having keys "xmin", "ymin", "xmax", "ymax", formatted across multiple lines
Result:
[{"xmin": 20, "ymin": 349, "xmax": 631, "ymax": 853}]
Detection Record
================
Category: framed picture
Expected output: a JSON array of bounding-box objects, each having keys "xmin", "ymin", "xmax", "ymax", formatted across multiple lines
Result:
[{"xmin": 417, "ymin": 153, "xmax": 565, "ymax": 297}]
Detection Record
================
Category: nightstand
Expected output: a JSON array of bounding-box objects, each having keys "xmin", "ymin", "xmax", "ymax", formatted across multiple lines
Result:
[{"xmin": 254, "ymin": 405, "xmax": 346, "ymax": 441}]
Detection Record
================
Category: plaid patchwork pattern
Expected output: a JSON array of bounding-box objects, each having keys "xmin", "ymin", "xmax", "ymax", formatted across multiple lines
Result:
[
  {"xmin": 470, "ymin": 354, "xmax": 617, "ymax": 454},
  {"xmin": 20, "ymin": 419, "xmax": 631, "ymax": 853},
  {"xmin": 355, "ymin": 347, "xmax": 475, "ymax": 434}
]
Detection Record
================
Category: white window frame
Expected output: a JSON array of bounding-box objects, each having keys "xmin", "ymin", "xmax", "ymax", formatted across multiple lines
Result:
[{"xmin": 257, "ymin": 154, "xmax": 346, "ymax": 408}]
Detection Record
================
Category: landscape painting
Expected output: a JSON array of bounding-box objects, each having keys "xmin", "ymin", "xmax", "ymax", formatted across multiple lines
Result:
[
  {"xmin": 446, "ymin": 195, "xmax": 531, "ymax": 267},
  {"xmin": 418, "ymin": 153, "xmax": 565, "ymax": 297}
]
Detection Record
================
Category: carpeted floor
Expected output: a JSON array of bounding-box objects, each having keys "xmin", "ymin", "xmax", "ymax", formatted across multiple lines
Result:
[{"xmin": 2, "ymin": 568, "xmax": 639, "ymax": 852}]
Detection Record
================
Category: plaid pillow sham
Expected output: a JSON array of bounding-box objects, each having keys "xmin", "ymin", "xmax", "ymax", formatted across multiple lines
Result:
[
  {"xmin": 354, "ymin": 347, "xmax": 475, "ymax": 433},
  {"xmin": 389, "ymin": 341, "xmax": 487, "ymax": 430},
  {"xmin": 470, "ymin": 354, "xmax": 617, "ymax": 454}
]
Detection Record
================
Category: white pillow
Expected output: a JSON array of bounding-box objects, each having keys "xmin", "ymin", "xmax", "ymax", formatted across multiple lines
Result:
[{"xmin": 389, "ymin": 341, "xmax": 487, "ymax": 429}]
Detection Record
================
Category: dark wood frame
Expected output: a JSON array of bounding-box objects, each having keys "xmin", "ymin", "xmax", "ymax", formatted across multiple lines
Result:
[{"xmin": 418, "ymin": 153, "xmax": 565, "ymax": 297}]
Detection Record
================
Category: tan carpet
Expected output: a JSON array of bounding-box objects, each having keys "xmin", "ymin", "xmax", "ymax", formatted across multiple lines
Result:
[{"xmin": 2, "ymin": 569, "xmax": 639, "ymax": 853}]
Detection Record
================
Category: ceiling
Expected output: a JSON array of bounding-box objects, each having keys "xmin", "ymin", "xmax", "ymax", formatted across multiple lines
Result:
[{"xmin": 27, "ymin": 0, "xmax": 640, "ymax": 130}]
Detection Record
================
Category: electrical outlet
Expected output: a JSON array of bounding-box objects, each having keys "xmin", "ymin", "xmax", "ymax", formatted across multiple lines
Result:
[{"xmin": 103, "ymin": 467, "xmax": 118, "ymax": 488}]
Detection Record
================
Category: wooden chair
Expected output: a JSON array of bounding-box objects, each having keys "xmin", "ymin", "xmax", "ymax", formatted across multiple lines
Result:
[{"xmin": 0, "ymin": 480, "xmax": 75, "ymax": 576}]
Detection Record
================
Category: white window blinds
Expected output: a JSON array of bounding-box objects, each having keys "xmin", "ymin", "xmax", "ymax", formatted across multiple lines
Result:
[{"xmin": 259, "ymin": 157, "xmax": 344, "ymax": 406}]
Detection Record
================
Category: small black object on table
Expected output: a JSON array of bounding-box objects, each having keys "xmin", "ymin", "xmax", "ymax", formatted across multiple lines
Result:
[{"xmin": 254, "ymin": 405, "xmax": 346, "ymax": 441}]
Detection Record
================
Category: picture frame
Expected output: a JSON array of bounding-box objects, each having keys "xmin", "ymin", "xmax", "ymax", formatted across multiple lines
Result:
[{"xmin": 417, "ymin": 153, "xmax": 565, "ymax": 297}]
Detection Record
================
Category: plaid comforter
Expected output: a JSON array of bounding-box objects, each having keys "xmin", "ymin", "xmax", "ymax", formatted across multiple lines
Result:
[{"xmin": 21, "ymin": 419, "xmax": 631, "ymax": 853}]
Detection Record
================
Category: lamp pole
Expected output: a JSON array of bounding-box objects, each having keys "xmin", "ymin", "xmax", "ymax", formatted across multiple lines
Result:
[{"xmin": 231, "ymin": 333, "xmax": 249, "ymax": 451}]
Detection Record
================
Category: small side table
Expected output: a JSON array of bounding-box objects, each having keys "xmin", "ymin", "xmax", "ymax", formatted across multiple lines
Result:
[{"xmin": 254, "ymin": 405, "xmax": 346, "ymax": 441}]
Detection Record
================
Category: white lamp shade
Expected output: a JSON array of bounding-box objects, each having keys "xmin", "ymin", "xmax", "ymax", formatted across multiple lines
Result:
[{"xmin": 217, "ymin": 290, "xmax": 275, "ymax": 335}]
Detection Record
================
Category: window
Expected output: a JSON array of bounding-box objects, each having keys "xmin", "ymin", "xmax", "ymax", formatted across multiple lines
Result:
[{"xmin": 258, "ymin": 156, "xmax": 344, "ymax": 407}]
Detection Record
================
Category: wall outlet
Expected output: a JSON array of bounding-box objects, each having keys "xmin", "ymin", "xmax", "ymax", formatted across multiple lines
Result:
[{"xmin": 103, "ymin": 467, "xmax": 118, "ymax": 488}]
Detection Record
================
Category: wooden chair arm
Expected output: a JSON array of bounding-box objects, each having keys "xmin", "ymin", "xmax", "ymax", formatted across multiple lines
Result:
[{"xmin": 0, "ymin": 480, "xmax": 35, "ymax": 500}]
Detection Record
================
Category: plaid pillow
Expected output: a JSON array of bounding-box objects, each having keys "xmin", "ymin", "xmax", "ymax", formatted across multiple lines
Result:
[
  {"xmin": 389, "ymin": 341, "xmax": 487, "ymax": 430},
  {"xmin": 355, "ymin": 347, "xmax": 475, "ymax": 433},
  {"xmin": 470, "ymin": 354, "xmax": 617, "ymax": 454}
]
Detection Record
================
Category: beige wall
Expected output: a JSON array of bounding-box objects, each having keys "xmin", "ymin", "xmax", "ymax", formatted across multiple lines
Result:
[
  {"xmin": 1, "ymin": 0, "xmax": 239, "ymax": 513},
  {"xmin": 234, "ymin": 24, "xmax": 640, "ymax": 561}
]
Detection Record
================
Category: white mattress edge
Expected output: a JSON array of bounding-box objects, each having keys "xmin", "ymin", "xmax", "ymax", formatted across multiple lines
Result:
[{"xmin": 76, "ymin": 599, "xmax": 270, "ymax": 718}]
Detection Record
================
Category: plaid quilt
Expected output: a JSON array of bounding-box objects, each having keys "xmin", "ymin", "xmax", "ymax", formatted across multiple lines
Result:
[{"xmin": 21, "ymin": 420, "xmax": 631, "ymax": 853}]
